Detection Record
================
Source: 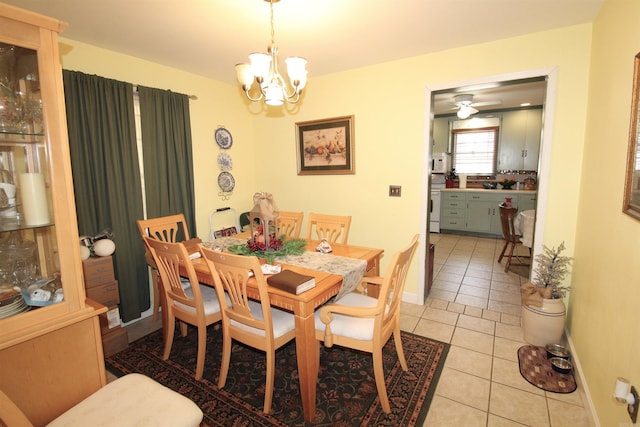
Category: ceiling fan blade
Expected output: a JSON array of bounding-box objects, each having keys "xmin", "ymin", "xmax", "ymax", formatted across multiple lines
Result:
[{"xmin": 471, "ymin": 100, "xmax": 502, "ymax": 107}]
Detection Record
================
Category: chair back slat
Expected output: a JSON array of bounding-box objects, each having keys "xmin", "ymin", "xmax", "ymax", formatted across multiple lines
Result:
[
  {"xmin": 200, "ymin": 250, "xmax": 271, "ymax": 334},
  {"xmin": 498, "ymin": 203, "xmax": 519, "ymax": 243},
  {"xmin": 379, "ymin": 235, "xmax": 419, "ymax": 324},
  {"xmin": 137, "ymin": 214, "xmax": 190, "ymax": 243},
  {"xmin": 306, "ymin": 213, "xmax": 351, "ymax": 244},
  {"xmin": 144, "ymin": 237, "xmax": 203, "ymax": 313},
  {"xmin": 277, "ymin": 211, "xmax": 304, "ymax": 238}
]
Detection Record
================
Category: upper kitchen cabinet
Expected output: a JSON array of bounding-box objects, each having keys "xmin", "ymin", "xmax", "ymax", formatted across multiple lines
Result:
[
  {"xmin": 432, "ymin": 117, "xmax": 450, "ymax": 153},
  {"xmin": 498, "ymin": 109, "xmax": 542, "ymax": 171},
  {"xmin": 0, "ymin": 3, "xmax": 106, "ymax": 424}
]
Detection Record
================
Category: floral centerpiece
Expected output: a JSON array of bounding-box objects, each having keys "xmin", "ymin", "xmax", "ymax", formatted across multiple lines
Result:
[{"xmin": 227, "ymin": 225, "xmax": 307, "ymax": 264}]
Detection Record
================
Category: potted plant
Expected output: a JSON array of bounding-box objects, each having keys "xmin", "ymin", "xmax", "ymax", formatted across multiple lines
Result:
[{"xmin": 521, "ymin": 242, "xmax": 573, "ymax": 346}]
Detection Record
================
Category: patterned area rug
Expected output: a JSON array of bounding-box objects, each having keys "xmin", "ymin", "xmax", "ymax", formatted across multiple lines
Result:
[
  {"xmin": 517, "ymin": 345, "xmax": 577, "ymax": 393},
  {"xmin": 106, "ymin": 325, "xmax": 448, "ymax": 426}
]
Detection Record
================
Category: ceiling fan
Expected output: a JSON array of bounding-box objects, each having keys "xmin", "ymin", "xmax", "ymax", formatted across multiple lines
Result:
[{"xmin": 452, "ymin": 94, "xmax": 502, "ymax": 119}]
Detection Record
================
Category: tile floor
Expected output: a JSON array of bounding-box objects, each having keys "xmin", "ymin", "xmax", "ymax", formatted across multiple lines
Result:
[
  {"xmin": 405, "ymin": 233, "xmax": 595, "ymax": 427},
  {"xmin": 117, "ymin": 233, "xmax": 596, "ymax": 426}
]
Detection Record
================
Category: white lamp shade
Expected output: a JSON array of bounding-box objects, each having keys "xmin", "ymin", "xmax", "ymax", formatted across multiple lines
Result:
[
  {"xmin": 249, "ymin": 53, "xmax": 271, "ymax": 79},
  {"xmin": 264, "ymin": 84, "xmax": 284, "ymax": 106},
  {"xmin": 235, "ymin": 63, "xmax": 254, "ymax": 87},
  {"xmin": 285, "ymin": 56, "xmax": 307, "ymax": 82}
]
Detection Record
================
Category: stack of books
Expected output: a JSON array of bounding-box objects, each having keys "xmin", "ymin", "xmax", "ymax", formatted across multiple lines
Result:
[{"xmin": 267, "ymin": 270, "xmax": 316, "ymax": 295}]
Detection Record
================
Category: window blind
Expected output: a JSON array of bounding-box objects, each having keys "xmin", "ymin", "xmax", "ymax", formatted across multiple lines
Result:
[{"xmin": 452, "ymin": 127, "xmax": 498, "ymax": 174}]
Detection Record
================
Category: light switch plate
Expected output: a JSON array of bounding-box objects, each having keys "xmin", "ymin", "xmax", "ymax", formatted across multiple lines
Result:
[{"xmin": 389, "ymin": 185, "xmax": 401, "ymax": 197}]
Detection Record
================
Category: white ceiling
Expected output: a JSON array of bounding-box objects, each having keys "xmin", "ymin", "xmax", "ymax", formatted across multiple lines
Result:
[{"xmin": 3, "ymin": 0, "xmax": 602, "ymax": 113}]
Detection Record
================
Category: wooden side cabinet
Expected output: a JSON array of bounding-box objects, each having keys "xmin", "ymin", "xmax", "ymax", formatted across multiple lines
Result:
[
  {"xmin": 83, "ymin": 255, "xmax": 129, "ymax": 356},
  {"xmin": 0, "ymin": 4, "xmax": 107, "ymax": 426}
]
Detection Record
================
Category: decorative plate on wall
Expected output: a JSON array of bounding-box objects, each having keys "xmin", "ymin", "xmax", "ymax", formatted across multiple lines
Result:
[
  {"xmin": 217, "ymin": 152, "xmax": 233, "ymax": 171},
  {"xmin": 217, "ymin": 171, "xmax": 235, "ymax": 192},
  {"xmin": 215, "ymin": 127, "xmax": 233, "ymax": 149}
]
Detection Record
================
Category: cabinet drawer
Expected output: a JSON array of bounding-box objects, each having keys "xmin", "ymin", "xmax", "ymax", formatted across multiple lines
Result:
[
  {"xmin": 443, "ymin": 200, "xmax": 465, "ymax": 209},
  {"xmin": 467, "ymin": 192, "xmax": 505, "ymax": 202},
  {"xmin": 442, "ymin": 192, "xmax": 465, "ymax": 201},
  {"xmin": 86, "ymin": 280, "xmax": 119, "ymax": 307},
  {"xmin": 441, "ymin": 217, "xmax": 466, "ymax": 230},
  {"xmin": 442, "ymin": 208, "xmax": 465, "ymax": 218}
]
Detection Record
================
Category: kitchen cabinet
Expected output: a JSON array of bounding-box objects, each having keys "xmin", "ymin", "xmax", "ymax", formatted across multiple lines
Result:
[
  {"xmin": 432, "ymin": 117, "xmax": 450, "ymax": 153},
  {"xmin": 517, "ymin": 193, "xmax": 537, "ymax": 211},
  {"xmin": 0, "ymin": 4, "xmax": 107, "ymax": 426},
  {"xmin": 441, "ymin": 192, "xmax": 466, "ymax": 230},
  {"xmin": 499, "ymin": 109, "xmax": 542, "ymax": 171},
  {"xmin": 467, "ymin": 192, "xmax": 505, "ymax": 234},
  {"xmin": 440, "ymin": 190, "xmax": 537, "ymax": 236}
]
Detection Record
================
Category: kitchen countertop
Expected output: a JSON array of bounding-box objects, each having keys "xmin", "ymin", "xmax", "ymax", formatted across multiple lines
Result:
[{"xmin": 440, "ymin": 188, "xmax": 537, "ymax": 193}]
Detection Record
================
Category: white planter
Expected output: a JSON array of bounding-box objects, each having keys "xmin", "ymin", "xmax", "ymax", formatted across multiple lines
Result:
[{"xmin": 521, "ymin": 298, "xmax": 566, "ymax": 346}]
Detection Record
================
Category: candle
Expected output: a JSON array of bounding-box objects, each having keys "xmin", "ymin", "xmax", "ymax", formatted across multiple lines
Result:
[{"xmin": 19, "ymin": 173, "xmax": 50, "ymax": 226}]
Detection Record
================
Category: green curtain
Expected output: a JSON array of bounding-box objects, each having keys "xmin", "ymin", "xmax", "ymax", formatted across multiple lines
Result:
[
  {"xmin": 137, "ymin": 86, "xmax": 196, "ymax": 234},
  {"xmin": 63, "ymin": 70, "xmax": 148, "ymax": 322}
]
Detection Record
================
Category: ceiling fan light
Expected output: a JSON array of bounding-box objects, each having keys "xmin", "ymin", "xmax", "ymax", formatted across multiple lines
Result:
[{"xmin": 457, "ymin": 105, "xmax": 472, "ymax": 119}]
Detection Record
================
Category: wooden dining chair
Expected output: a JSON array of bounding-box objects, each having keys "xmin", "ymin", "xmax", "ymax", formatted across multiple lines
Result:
[
  {"xmin": 199, "ymin": 248, "xmax": 296, "ymax": 414},
  {"xmin": 144, "ymin": 237, "xmax": 223, "ymax": 381},
  {"xmin": 305, "ymin": 212, "xmax": 352, "ymax": 244},
  {"xmin": 276, "ymin": 210, "xmax": 304, "ymax": 238},
  {"xmin": 137, "ymin": 214, "xmax": 191, "ymax": 322},
  {"xmin": 315, "ymin": 234, "xmax": 419, "ymax": 414},
  {"xmin": 497, "ymin": 203, "xmax": 530, "ymax": 272}
]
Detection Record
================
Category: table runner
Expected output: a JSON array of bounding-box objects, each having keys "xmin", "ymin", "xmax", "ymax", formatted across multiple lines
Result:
[{"xmin": 202, "ymin": 238, "xmax": 367, "ymax": 299}]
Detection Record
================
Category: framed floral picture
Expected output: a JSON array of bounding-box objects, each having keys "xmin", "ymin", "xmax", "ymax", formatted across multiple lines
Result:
[{"xmin": 296, "ymin": 115, "xmax": 355, "ymax": 175}]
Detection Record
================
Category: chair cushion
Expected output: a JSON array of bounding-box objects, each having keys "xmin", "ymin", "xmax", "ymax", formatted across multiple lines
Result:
[
  {"xmin": 174, "ymin": 285, "xmax": 223, "ymax": 315},
  {"xmin": 315, "ymin": 292, "xmax": 379, "ymax": 341},
  {"xmin": 47, "ymin": 373, "xmax": 202, "ymax": 427},
  {"xmin": 230, "ymin": 300, "xmax": 295, "ymax": 338}
]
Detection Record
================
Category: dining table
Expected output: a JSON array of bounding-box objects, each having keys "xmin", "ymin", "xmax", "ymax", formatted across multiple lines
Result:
[{"xmin": 187, "ymin": 235, "xmax": 383, "ymax": 422}]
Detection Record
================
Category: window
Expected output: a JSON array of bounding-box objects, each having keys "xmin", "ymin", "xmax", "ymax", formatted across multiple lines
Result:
[{"xmin": 452, "ymin": 127, "xmax": 498, "ymax": 174}]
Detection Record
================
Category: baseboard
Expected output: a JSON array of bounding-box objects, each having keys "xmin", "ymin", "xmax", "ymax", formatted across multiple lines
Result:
[{"xmin": 565, "ymin": 330, "xmax": 601, "ymax": 426}]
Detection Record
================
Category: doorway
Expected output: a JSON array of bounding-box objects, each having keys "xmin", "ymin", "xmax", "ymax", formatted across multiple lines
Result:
[{"xmin": 417, "ymin": 68, "xmax": 558, "ymax": 304}]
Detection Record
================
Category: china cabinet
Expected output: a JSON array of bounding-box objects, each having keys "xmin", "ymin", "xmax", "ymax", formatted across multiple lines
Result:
[{"xmin": 0, "ymin": 3, "xmax": 106, "ymax": 426}]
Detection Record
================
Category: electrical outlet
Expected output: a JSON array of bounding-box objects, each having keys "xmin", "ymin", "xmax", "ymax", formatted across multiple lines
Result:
[{"xmin": 389, "ymin": 185, "xmax": 401, "ymax": 197}]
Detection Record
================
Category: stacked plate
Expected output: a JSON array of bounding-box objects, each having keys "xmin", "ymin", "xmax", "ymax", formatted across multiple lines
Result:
[{"xmin": 0, "ymin": 291, "xmax": 30, "ymax": 319}]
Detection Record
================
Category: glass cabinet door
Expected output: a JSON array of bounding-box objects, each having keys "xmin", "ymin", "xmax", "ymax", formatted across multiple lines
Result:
[{"xmin": 0, "ymin": 42, "xmax": 61, "ymax": 318}]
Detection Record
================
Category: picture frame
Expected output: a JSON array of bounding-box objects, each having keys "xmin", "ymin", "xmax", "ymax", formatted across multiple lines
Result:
[
  {"xmin": 623, "ymin": 52, "xmax": 640, "ymax": 220},
  {"xmin": 296, "ymin": 115, "xmax": 355, "ymax": 175}
]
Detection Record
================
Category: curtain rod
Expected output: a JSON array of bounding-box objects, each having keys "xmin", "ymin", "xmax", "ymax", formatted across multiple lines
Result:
[{"xmin": 134, "ymin": 85, "xmax": 197, "ymax": 100}]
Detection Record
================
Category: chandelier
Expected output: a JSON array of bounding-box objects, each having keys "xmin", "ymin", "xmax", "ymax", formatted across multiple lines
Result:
[{"xmin": 235, "ymin": 0, "xmax": 307, "ymax": 106}]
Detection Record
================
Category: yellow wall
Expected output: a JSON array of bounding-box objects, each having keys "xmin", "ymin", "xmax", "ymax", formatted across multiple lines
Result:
[
  {"xmin": 572, "ymin": 0, "xmax": 640, "ymax": 424},
  {"xmin": 252, "ymin": 25, "xmax": 592, "ymax": 299},
  {"xmin": 59, "ymin": 25, "xmax": 593, "ymax": 299}
]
